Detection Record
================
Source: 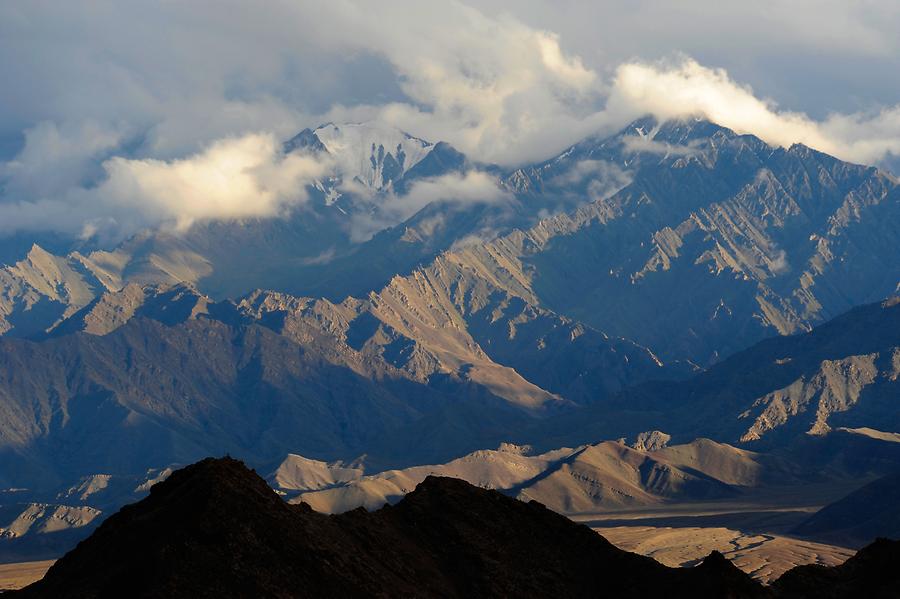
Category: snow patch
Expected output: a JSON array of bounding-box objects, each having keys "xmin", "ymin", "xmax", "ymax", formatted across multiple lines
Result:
[{"xmin": 313, "ymin": 122, "xmax": 434, "ymax": 190}]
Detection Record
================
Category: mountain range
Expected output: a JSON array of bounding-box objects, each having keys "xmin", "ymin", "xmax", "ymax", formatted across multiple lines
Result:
[
  {"xmin": 4, "ymin": 118, "xmax": 897, "ymax": 360},
  {"xmin": 0, "ymin": 116, "xmax": 899, "ymax": 569}
]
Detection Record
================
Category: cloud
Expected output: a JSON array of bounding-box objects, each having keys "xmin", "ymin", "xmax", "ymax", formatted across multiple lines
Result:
[
  {"xmin": 101, "ymin": 134, "xmax": 329, "ymax": 228},
  {"xmin": 549, "ymin": 159, "xmax": 632, "ymax": 189},
  {"xmin": 449, "ymin": 227, "xmax": 503, "ymax": 252},
  {"xmin": 399, "ymin": 171, "xmax": 512, "ymax": 213},
  {"xmin": 769, "ymin": 249, "xmax": 790, "ymax": 275},
  {"xmin": 620, "ymin": 135, "xmax": 701, "ymax": 157},
  {"xmin": 3, "ymin": 1, "xmax": 900, "ymax": 169},
  {"xmin": 474, "ymin": 1, "xmax": 900, "ymax": 114},
  {"xmin": 818, "ymin": 108, "xmax": 900, "ymax": 168},
  {"xmin": 0, "ymin": 133, "xmax": 330, "ymax": 240},
  {"xmin": 608, "ymin": 58, "xmax": 900, "ymax": 165},
  {"xmin": 543, "ymin": 159, "xmax": 633, "ymax": 209},
  {"xmin": 349, "ymin": 170, "xmax": 512, "ymax": 242},
  {"xmin": 312, "ymin": 4, "xmax": 900, "ymax": 168},
  {"xmin": 3, "ymin": 1, "xmax": 900, "ymax": 244},
  {"xmin": 299, "ymin": 248, "xmax": 337, "ymax": 266},
  {"xmin": 0, "ymin": 3, "xmax": 318, "ymax": 158},
  {"xmin": 309, "ymin": 0, "xmax": 605, "ymax": 166},
  {"xmin": 0, "ymin": 120, "xmax": 126, "ymax": 200}
]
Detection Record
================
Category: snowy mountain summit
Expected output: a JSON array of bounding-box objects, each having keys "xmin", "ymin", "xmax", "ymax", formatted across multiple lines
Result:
[{"xmin": 287, "ymin": 122, "xmax": 435, "ymax": 191}]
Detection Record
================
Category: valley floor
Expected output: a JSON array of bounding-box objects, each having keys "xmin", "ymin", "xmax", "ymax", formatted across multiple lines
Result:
[
  {"xmin": 593, "ymin": 526, "xmax": 852, "ymax": 583},
  {"xmin": 0, "ymin": 561, "xmax": 54, "ymax": 592},
  {"xmin": 576, "ymin": 482, "xmax": 862, "ymax": 583}
]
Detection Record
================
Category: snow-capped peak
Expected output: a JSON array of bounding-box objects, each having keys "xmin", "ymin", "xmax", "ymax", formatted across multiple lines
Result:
[{"xmin": 312, "ymin": 122, "xmax": 434, "ymax": 190}]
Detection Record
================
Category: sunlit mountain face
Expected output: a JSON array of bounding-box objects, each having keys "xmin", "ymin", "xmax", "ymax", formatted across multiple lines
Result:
[{"xmin": 1, "ymin": 1, "xmax": 900, "ymax": 595}]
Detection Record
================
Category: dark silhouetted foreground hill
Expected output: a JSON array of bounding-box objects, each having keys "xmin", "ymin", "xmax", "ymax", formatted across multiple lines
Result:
[
  {"xmin": 771, "ymin": 538, "xmax": 900, "ymax": 598},
  {"xmin": 15, "ymin": 458, "xmax": 767, "ymax": 598},
  {"xmin": 14, "ymin": 458, "xmax": 900, "ymax": 598}
]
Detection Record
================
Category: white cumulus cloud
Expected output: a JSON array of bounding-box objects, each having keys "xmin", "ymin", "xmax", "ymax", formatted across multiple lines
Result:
[
  {"xmin": 310, "ymin": 0, "xmax": 605, "ymax": 166},
  {"xmin": 608, "ymin": 58, "xmax": 900, "ymax": 165},
  {"xmin": 0, "ymin": 133, "xmax": 330, "ymax": 240}
]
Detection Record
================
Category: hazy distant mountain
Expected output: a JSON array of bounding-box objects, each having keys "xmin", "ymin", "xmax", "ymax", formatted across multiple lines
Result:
[
  {"xmin": 0, "ymin": 122, "xmax": 475, "ymax": 328},
  {"xmin": 0, "ymin": 245, "xmax": 115, "ymax": 338},
  {"xmin": 1, "ymin": 118, "xmax": 898, "ymax": 496},
  {"xmin": 300, "ymin": 122, "xmax": 435, "ymax": 190},
  {"xmin": 1, "ymin": 118, "xmax": 899, "ymax": 569},
  {"xmin": 0, "ymin": 467, "xmax": 171, "ymax": 563},
  {"xmin": 6, "ymin": 425, "xmax": 897, "ymax": 565},
  {"xmin": 269, "ymin": 432, "xmax": 900, "ymax": 520},
  {"xmin": 272, "ymin": 438, "xmax": 766, "ymax": 514},
  {"xmin": 448, "ymin": 117, "xmax": 900, "ymax": 366}
]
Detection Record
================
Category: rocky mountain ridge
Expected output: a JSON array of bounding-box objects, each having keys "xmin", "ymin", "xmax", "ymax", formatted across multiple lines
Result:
[
  {"xmin": 5, "ymin": 117, "xmax": 896, "ymax": 369},
  {"xmin": 0, "ymin": 275, "xmax": 683, "ymax": 496},
  {"xmin": 1, "ymin": 117, "xmax": 899, "ymax": 577}
]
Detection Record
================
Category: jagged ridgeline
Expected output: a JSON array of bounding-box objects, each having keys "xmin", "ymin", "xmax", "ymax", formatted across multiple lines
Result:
[{"xmin": 3, "ymin": 118, "xmax": 897, "ymax": 364}]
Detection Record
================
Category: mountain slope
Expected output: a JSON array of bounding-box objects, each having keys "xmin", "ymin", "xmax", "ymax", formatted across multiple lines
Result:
[
  {"xmin": 1, "ymin": 118, "xmax": 898, "ymax": 502},
  {"xmin": 793, "ymin": 471, "xmax": 900, "ymax": 547},
  {"xmin": 0, "ymin": 281, "xmax": 604, "ymax": 488},
  {"xmin": 0, "ymin": 467, "xmax": 173, "ymax": 563},
  {"xmin": 0, "ymin": 245, "xmax": 118, "ymax": 338},
  {"xmin": 2, "ymin": 223, "xmax": 897, "ymax": 497},
  {"xmin": 0, "ymin": 123, "xmax": 471, "ymax": 325}
]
